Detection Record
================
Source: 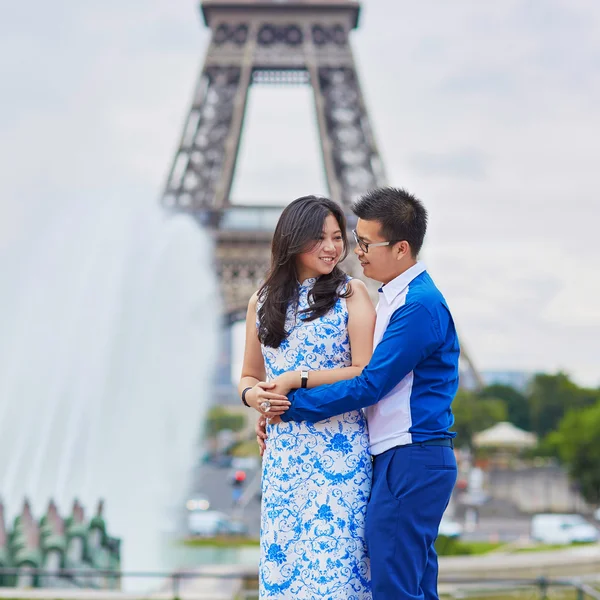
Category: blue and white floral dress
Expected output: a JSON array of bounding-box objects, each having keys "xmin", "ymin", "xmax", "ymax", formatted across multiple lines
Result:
[{"xmin": 259, "ymin": 277, "xmax": 372, "ymax": 600}]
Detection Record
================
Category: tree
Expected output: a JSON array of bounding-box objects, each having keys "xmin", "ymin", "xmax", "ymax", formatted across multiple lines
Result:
[
  {"xmin": 204, "ymin": 406, "xmax": 245, "ymax": 436},
  {"xmin": 548, "ymin": 401, "xmax": 600, "ymax": 504},
  {"xmin": 528, "ymin": 373, "xmax": 599, "ymax": 437},
  {"xmin": 451, "ymin": 390, "xmax": 507, "ymax": 448},
  {"xmin": 479, "ymin": 384, "xmax": 530, "ymax": 431}
]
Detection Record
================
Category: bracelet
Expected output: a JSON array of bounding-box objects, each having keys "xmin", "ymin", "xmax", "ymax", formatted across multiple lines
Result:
[{"xmin": 241, "ymin": 387, "xmax": 253, "ymax": 407}]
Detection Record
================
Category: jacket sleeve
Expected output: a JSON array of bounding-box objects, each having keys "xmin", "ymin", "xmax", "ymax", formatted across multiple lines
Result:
[{"xmin": 281, "ymin": 301, "xmax": 442, "ymax": 423}]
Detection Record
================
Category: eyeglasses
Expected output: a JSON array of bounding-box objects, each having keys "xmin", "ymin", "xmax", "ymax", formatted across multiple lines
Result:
[{"xmin": 352, "ymin": 229, "xmax": 393, "ymax": 254}]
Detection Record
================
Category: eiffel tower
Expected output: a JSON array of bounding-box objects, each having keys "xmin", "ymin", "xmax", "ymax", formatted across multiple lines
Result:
[{"xmin": 161, "ymin": 0, "xmax": 483, "ymax": 390}]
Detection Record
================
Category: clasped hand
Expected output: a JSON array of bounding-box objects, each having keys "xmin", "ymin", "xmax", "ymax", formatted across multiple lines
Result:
[
  {"xmin": 249, "ymin": 372, "xmax": 298, "ymax": 455},
  {"xmin": 247, "ymin": 372, "xmax": 295, "ymax": 417}
]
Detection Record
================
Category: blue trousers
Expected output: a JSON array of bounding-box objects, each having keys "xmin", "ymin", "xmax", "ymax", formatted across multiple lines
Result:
[{"xmin": 365, "ymin": 443, "xmax": 457, "ymax": 600}]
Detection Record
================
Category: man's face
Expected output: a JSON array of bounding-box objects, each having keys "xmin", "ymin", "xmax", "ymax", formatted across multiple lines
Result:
[{"xmin": 353, "ymin": 218, "xmax": 409, "ymax": 284}]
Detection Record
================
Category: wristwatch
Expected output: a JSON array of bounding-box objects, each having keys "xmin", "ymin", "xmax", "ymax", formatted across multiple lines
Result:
[{"xmin": 300, "ymin": 370, "xmax": 309, "ymax": 389}]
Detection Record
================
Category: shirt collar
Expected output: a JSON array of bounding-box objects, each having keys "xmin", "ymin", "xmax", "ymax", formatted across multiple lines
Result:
[
  {"xmin": 379, "ymin": 261, "xmax": 426, "ymax": 304},
  {"xmin": 298, "ymin": 277, "xmax": 317, "ymax": 289}
]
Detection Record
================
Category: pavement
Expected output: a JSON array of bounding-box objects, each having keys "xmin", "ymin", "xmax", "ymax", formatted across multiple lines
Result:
[
  {"xmin": 0, "ymin": 584, "xmax": 241, "ymax": 600},
  {"xmin": 0, "ymin": 587, "xmax": 241, "ymax": 600},
  {"xmin": 460, "ymin": 516, "xmax": 533, "ymax": 542},
  {"xmin": 439, "ymin": 542, "xmax": 600, "ymax": 579}
]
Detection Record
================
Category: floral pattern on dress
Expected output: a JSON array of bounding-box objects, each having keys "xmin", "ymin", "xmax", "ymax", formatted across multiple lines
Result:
[{"xmin": 259, "ymin": 277, "xmax": 372, "ymax": 600}]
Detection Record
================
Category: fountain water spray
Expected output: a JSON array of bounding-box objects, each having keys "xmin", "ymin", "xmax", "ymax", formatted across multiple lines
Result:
[{"xmin": 0, "ymin": 194, "xmax": 218, "ymax": 577}]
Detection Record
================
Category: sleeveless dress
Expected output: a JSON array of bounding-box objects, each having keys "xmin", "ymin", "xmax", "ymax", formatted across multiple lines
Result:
[{"xmin": 258, "ymin": 277, "xmax": 372, "ymax": 600}]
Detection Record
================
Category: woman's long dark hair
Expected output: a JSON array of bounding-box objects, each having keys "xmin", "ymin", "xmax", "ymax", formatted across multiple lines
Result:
[{"xmin": 257, "ymin": 196, "xmax": 352, "ymax": 348}]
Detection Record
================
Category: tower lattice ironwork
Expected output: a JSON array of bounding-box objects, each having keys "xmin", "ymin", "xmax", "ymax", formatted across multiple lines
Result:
[{"xmin": 161, "ymin": 0, "xmax": 483, "ymax": 389}]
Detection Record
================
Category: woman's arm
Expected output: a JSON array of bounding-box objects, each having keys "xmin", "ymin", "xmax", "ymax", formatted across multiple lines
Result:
[
  {"xmin": 238, "ymin": 292, "xmax": 290, "ymax": 416},
  {"xmin": 272, "ymin": 279, "xmax": 375, "ymax": 393}
]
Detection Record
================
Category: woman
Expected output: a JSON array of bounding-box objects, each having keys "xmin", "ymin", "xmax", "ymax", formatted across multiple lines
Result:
[{"xmin": 238, "ymin": 196, "xmax": 376, "ymax": 599}]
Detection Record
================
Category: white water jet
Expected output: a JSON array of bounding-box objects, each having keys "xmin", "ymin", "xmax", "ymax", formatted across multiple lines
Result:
[{"xmin": 0, "ymin": 193, "xmax": 218, "ymax": 577}]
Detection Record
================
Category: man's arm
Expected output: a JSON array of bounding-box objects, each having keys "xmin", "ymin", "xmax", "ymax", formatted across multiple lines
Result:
[{"xmin": 281, "ymin": 301, "xmax": 442, "ymax": 423}]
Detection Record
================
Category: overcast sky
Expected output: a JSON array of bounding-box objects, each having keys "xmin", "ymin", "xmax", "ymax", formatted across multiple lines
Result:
[{"xmin": 1, "ymin": 0, "xmax": 599, "ymax": 387}]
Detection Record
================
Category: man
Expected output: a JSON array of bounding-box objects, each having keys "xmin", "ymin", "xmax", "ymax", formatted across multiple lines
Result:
[{"xmin": 257, "ymin": 187, "xmax": 459, "ymax": 600}]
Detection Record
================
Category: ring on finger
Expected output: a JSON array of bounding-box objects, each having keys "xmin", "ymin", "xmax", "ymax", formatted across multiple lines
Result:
[{"xmin": 260, "ymin": 400, "xmax": 271, "ymax": 412}]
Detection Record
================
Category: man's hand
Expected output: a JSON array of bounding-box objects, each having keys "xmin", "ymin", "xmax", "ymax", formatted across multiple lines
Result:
[
  {"xmin": 269, "ymin": 371, "xmax": 298, "ymax": 396},
  {"xmin": 255, "ymin": 417, "xmax": 268, "ymax": 456}
]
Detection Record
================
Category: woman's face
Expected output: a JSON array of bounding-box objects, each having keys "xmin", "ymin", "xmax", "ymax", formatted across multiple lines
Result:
[{"xmin": 295, "ymin": 214, "xmax": 345, "ymax": 281}]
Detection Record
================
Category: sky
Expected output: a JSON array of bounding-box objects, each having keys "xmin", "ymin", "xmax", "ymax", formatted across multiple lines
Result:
[{"xmin": 1, "ymin": 0, "xmax": 599, "ymax": 387}]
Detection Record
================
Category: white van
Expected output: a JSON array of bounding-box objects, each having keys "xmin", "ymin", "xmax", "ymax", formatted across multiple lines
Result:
[
  {"xmin": 530, "ymin": 513, "xmax": 599, "ymax": 544},
  {"xmin": 438, "ymin": 515, "xmax": 463, "ymax": 539},
  {"xmin": 188, "ymin": 510, "xmax": 248, "ymax": 537}
]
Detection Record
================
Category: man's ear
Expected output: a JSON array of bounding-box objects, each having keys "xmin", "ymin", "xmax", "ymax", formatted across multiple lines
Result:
[{"xmin": 395, "ymin": 241, "xmax": 410, "ymax": 260}]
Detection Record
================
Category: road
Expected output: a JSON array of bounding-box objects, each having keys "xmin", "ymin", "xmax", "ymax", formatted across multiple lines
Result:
[
  {"xmin": 187, "ymin": 460, "xmax": 263, "ymax": 537},
  {"xmin": 187, "ymin": 461, "xmax": 600, "ymax": 544},
  {"xmin": 190, "ymin": 461, "xmax": 533, "ymax": 542},
  {"xmin": 460, "ymin": 516, "xmax": 532, "ymax": 542}
]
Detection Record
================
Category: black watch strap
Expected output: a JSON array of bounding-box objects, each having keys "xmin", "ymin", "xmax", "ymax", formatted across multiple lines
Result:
[
  {"xmin": 300, "ymin": 370, "xmax": 309, "ymax": 389},
  {"xmin": 241, "ymin": 387, "xmax": 252, "ymax": 407}
]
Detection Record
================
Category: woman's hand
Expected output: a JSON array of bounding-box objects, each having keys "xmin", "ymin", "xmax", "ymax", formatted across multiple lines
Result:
[{"xmin": 247, "ymin": 381, "xmax": 290, "ymax": 417}]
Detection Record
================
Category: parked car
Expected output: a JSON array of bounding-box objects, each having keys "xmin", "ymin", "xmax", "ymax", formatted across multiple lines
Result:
[
  {"xmin": 188, "ymin": 510, "xmax": 248, "ymax": 537},
  {"xmin": 438, "ymin": 515, "xmax": 463, "ymax": 539},
  {"xmin": 530, "ymin": 513, "xmax": 599, "ymax": 544},
  {"xmin": 188, "ymin": 510, "xmax": 229, "ymax": 536},
  {"xmin": 186, "ymin": 494, "xmax": 210, "ymax": 512}
]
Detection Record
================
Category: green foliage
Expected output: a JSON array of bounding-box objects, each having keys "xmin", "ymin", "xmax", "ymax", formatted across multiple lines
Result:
[
  {"xmin": 205, "ymin": 406, "xmax": 245, "ymax": 436},
  {"xmin": 451, "ymin": 389, "xmax": 507, "ymax": 448},
  {"xmin": 435, "ymin": 535, "xmax": 503, "ymax": 556},
  {"xmin": 434, "ymin": 534, "xmax": 463, "ymax": 555},
  {"xmin": 459, "ymin": 372, "xmax": 600, "ymax": 503},
  {"xmin": 453, "ymin": 373, "xmax": 600, "ymax": 454},
  {"xmin": 230, "ymin": 439, "xmax": 262, "ymax": 458},
  {"xmin": 522, "ymin": 434, "xmax": 560, "ymax": 459},
  {"xmin": 514, "ymin": 541, "xmax": 595, "ymax": 553},
  {"xmin": 182, "ymin": 536, "xmax": 260, "ymax": 547},
  {"xmin": 547, "ymin": 401, "xmax": 600, "ymax": 504},
  {"xmin": 479, "ymin": 384, "xmax": 530, "ymax": 431},
  {"xmin": 528, "ymin": 372, "xmax": 599, "ymax": 438}
]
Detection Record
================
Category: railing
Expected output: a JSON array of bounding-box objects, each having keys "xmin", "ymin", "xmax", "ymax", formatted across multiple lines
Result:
[
  {"xmin": 437, "ymin": 576, "xmax": 600, "ymax": 600},
  {"xmin": 0, "ymin": 569, "xmax": 599, "ymax": 600},
  {"xmin": 0, "ymin": 567, "xmax": 251, "ymax": 599},
  {"xmin": 192, "ymin": 205, "xmax": 359, "ymax": 231},
  {"xmin": 193, "ymin": 206, "xmax": 286, "ymax": 231}
]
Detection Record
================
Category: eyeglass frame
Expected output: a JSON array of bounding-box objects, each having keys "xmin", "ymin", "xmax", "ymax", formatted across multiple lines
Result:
[{"xmin": 352, "ymin": 229, "xmax": 395, "ymax": 254}]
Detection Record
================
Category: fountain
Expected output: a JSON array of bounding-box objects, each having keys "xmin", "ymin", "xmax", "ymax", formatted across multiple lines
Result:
[{"xmin": 0, "ymin": 193, "xmax": 218, "ymax": 583}]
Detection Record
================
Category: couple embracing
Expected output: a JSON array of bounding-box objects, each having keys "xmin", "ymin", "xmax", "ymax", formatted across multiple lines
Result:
[{"xmin": 238, "ymin": 187, "xmax": 459, "ymax": 600}]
